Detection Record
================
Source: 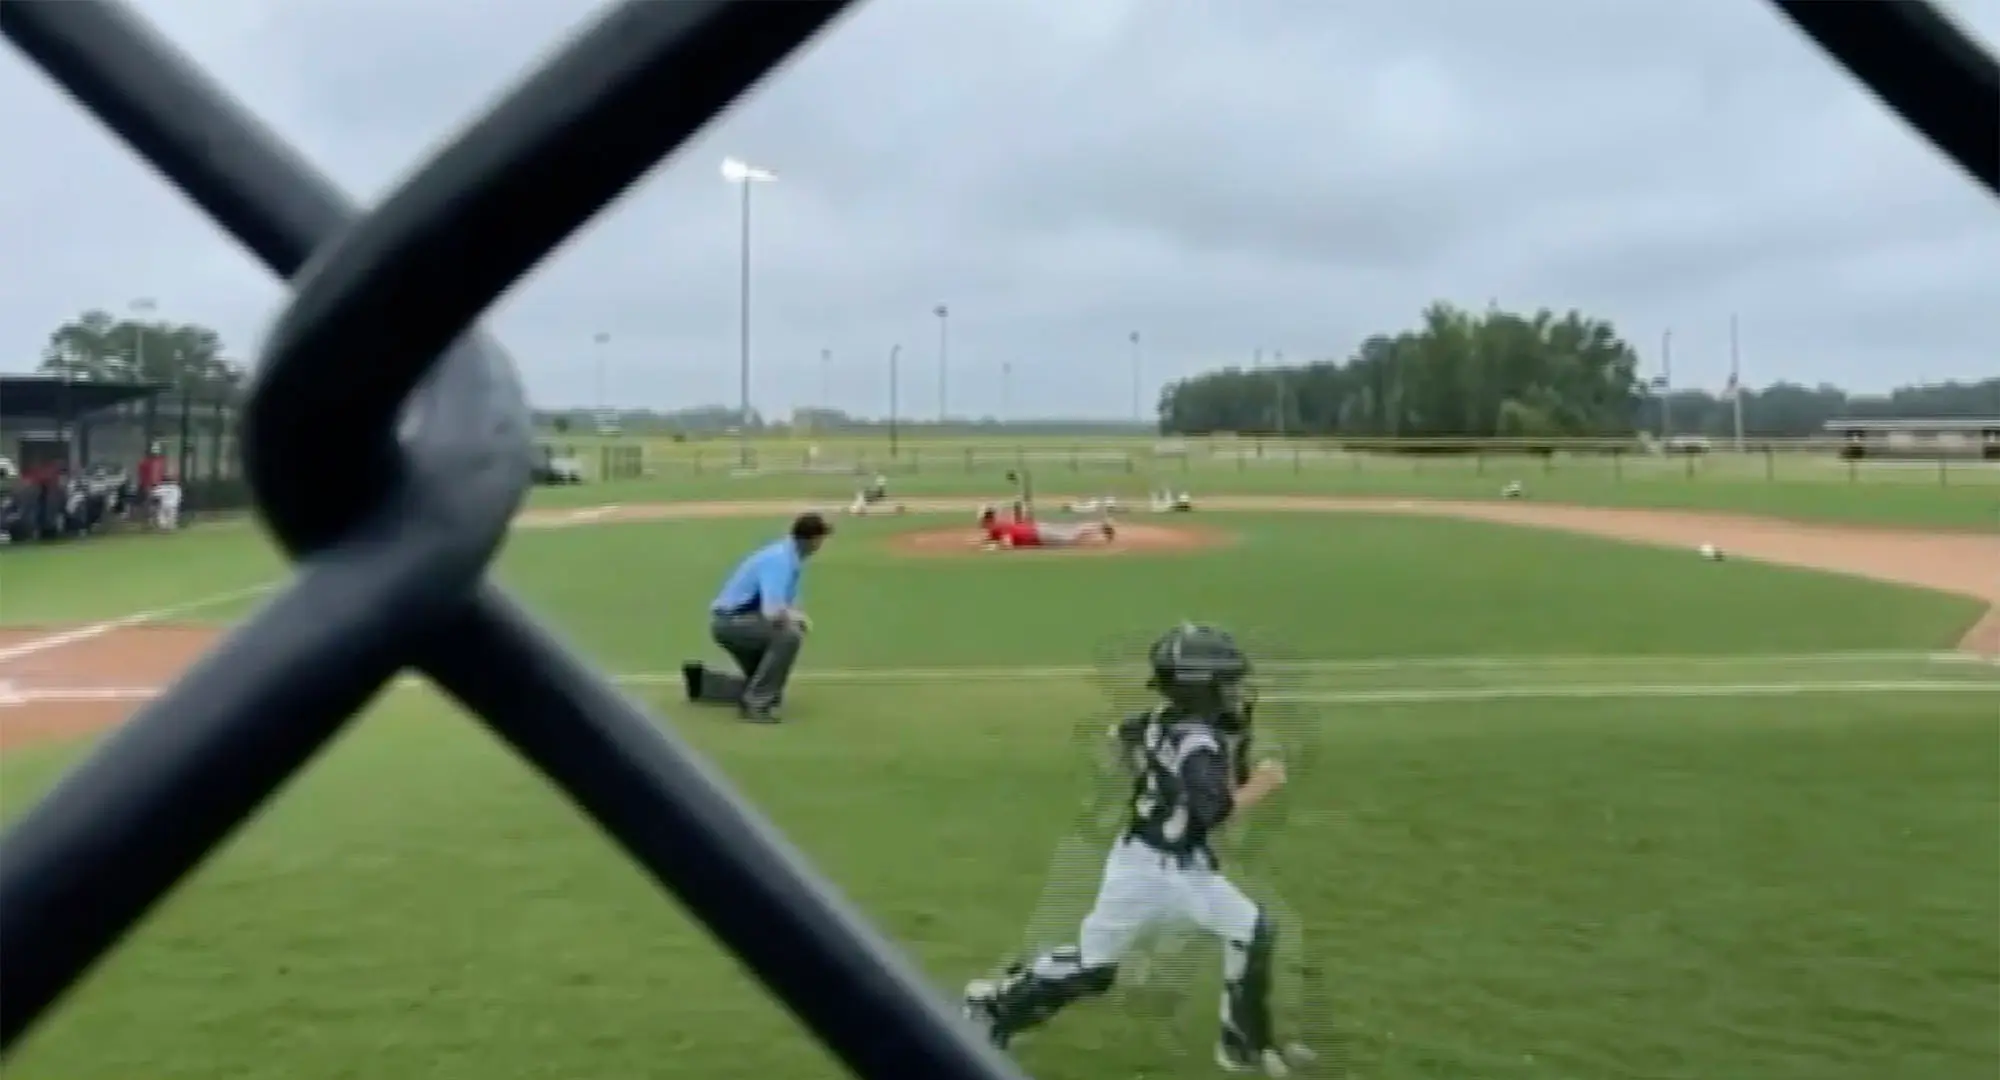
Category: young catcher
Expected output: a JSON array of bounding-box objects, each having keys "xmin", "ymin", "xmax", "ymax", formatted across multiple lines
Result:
[{"xmin": 962, "ymin": 623, "xmax": 1315, "ymax": 1076}]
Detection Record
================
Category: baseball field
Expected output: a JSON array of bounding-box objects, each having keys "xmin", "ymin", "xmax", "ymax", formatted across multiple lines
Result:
[{"xmin": 1, "ymin": 449, "xmax": 1995, "ymax": 1080}]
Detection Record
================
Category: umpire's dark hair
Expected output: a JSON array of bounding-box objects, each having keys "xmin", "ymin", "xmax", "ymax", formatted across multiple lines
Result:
[{"xmin": 790, "ymin": 512, "xmax": 833, "ymax": 541}]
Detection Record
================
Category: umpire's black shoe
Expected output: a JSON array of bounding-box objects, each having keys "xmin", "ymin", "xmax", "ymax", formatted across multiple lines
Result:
[{"xmin": 681, "ymin": 662, "xmax": 703, "ymax": 701}]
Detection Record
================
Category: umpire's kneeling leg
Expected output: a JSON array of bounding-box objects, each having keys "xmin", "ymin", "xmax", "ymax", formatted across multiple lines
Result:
[
  {"xmin": 739, "ymin": 620, "xmax": 803, "ymax": 711},
  {"xmin": 705, "ymin": 613, "xmax": 805, "ymax": 711}
]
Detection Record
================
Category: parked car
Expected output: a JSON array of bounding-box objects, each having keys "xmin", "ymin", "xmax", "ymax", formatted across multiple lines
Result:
[{"xmin": 531, "ymin": 445, "xmax": 586, "ymax": 485}]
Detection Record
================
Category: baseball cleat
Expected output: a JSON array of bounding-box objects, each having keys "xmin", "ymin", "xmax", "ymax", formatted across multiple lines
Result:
[
  {"xmin": 961, "ymin": 981, "xmax": 1008, "ymax": 1049},
  {"xmin": 1217, "ymin": 1038, "xmax": 1314, "ymax": 1076}
]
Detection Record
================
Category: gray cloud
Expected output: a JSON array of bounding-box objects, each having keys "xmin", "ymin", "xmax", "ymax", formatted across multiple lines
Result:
[{"xmin": 2, "ymin": 0, "xmax": 1995, "ymax": 419}]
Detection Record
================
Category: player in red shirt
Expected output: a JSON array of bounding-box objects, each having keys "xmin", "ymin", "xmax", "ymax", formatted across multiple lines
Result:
[
  {"xmin": 136, "ymin": 445, "xmax": 167, "ymax": 494},
  {"xmin": 978, "ymin": 506, "xmax": 1114, "ymax": 549}
]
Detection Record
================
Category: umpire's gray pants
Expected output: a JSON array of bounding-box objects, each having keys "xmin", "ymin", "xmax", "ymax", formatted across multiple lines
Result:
[{"xmin": 701, "ymin": 612, "xmax": 804, "ymax": 710}]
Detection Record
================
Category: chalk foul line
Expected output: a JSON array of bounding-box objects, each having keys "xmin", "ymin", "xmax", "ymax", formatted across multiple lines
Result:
[
  {"xmin": 0, "ymin": 583, "xmax": 274, "ymax": 666},
  {"xmin": 4, "ymin": 678, "xmax": 1994, "ymax": 710},
  {"xmin": 1266, "ymin": 681, "xmax": 2000, "ymax": 705},
  {"xmin": 608, "ymin": 650, "xmax": 1997, "ymax": 685}
]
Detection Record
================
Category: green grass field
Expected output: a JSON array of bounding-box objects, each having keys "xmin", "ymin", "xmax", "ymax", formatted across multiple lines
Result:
[
  {"xmin": 542, "ymin": 432, "xmax": 1999, "ymax": 530},
  {"xmin": 1, "ymin": 491, "xmax": 1996, "ymax": 1080}
]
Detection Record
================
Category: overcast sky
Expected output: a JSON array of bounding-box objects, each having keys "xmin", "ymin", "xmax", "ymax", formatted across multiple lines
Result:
[{"xmin": 3, "ymin": 0, "xmax": 1995, "ymax": 419}]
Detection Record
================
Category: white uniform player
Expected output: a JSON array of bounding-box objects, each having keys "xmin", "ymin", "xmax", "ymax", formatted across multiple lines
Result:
[
  {"xmin": 151, "ymin": 480, "xmax": 182, "ymax": 531},
  {"xmin": 847, "ymin": 474, "xmax": 894, "ymax": 515},
  {"xmin": 963, "ymin": 624, "xmax": 1315, "ymax": 1076},
  {"xmin": 1063, "ymin": 495, "xmax": 1120, "ymax": 514}
]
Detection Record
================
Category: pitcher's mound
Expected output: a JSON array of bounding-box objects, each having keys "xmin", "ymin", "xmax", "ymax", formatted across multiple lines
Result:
[{"xmin": 889, "ymin": 523, "xmax": 1230, "ymax": 558}]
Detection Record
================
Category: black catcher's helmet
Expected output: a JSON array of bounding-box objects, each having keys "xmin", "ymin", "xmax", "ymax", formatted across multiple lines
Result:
[{"xmin": 1146, "ymin": 622, "xmax": 1253, "ymax": 721}]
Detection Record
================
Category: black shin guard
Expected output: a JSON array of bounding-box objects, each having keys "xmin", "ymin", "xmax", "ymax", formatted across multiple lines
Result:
[
  {"xmin": 1222, "ymin": 912, "xmax": 1277, "ymax": 1053},
  {"xmin": 990, "ymin": 946, "xmax": 1116, "ymax": 1039}
]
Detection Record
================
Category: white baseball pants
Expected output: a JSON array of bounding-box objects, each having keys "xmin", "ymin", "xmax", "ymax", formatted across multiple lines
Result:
[{"xmin": 1077, "ymin": 836, "xmax": 1260, "ymax": 968}]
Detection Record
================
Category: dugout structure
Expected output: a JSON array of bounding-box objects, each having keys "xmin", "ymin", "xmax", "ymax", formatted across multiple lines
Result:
[
  {"xmin": 0, "ymin": 374, "xmax": 165, "ymax": 472},
  {"xmin": 1824, "ymin": 417, "xmax": 2000, "ymax": 462},
  {"xmin": 0, "ymin": 375, "xmax": 250, "ymax": 512},
  {"xmin": 0, "ymin": 4, "xmax": 1988, "ymax": 1080}
]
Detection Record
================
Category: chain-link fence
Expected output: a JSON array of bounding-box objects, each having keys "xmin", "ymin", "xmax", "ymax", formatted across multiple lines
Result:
[{"xmin": 0, "ymin": 0, "xmax": 1988, "ymax": 1077}]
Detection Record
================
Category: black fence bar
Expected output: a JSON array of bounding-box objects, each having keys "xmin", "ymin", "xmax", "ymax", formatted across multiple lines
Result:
[
  {"xmin": 0, "ymin": 520, "xmax": 487, "ymax": 1045},
  {"xmin": 1771, "ymin": 0, "xmax": 2000, "ymax": 198},
  {"xmin": 422, "ymin": 588, "xmax": 1024, "ymax": 1079},
  {"xmin": 0, "ymin": 0, "xmax": 1990, "ymax": 1076},
  {"xmin": 248, "ymin": 0, "xmax": 855, "ymax": 552},
  {"xmin": 0, "ymin": 1, "xmax": 1024, "ymax": 1078}
]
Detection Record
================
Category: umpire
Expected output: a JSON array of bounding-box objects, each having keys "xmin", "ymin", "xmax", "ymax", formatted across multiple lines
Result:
[{"xmin": 682, "ymin": 512, "xmax": 832, "ymax": 723}]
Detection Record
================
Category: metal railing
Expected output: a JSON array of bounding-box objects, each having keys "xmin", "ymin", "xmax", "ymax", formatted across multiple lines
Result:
[{"xmin": 0, "ymin": 0, "xmax": 1990, "ymax": 1075}]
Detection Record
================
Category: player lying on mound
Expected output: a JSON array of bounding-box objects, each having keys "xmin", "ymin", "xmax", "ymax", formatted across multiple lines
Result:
[
  {"xmin": 962, "ymin": 623, "xmax": 1317, "ymax": 1076},
  {"xmin": 845, "ymin": 473, "xmax": 904, "ymax": 515},
  {"xmin": 979, "ymin": 505, "xmax": 1115, "ymax": 548}
]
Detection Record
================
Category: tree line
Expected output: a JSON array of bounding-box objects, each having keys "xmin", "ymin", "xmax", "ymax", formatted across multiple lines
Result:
[
  {"xmin": 541, "ymin": 405, "xmax": 1152, "ymax": 439},
  {"xmin": 27, "ymin": 306, "xmax": 1992, "ymax": 440},
  {"xmin": 33, "ymin": 309, "xmax": 246, "ymax": 394},
  {"xmin": 1157, "ymin": 301, "xmax": 1999, "ymax": 440},
  {"xmin": 1635, "ymin": 378, "xmax": 2000, "ymax": 441}
]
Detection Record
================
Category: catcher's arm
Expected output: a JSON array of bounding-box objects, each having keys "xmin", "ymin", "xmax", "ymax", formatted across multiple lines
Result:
[
  {"xmin": 1101, "ymin": 711, "xmax": 1151, "ymax": 773},
  {"xmin": 1074, "ymin": 711, "xmax": 1150, "ymax": 833}
]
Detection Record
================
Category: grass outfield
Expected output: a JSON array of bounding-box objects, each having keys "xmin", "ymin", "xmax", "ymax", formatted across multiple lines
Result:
[
  {"xmin": 2, "ymin": 510, "xmax": 1996, "ymax": 1080},
  {"xmin": 528, "ymin": 437, "xmax": 1999, "ymax": 530}
]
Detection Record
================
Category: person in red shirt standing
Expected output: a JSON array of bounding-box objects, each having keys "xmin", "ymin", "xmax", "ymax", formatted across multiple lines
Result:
[
  {"xmin": 136, "ymin": 443, "xmax": 180, "ymax": 529},
  {"xmin": 136, "ymin": 443, "xmax": 166, "ymax": 495},
  {"xmin": 978, "ymin": 505, "xmax": 1114, "ymax": 549}
]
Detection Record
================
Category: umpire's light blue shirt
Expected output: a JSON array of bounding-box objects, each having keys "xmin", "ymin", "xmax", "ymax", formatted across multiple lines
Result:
[{"xmin": 711, "ymin": 538, "xmax": 802, "ymax": 618}]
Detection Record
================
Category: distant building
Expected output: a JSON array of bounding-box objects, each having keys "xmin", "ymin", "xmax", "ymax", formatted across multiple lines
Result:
[{"xmin": 1822, "ymin": 417, "xmax": 2000, "ymax": 461}]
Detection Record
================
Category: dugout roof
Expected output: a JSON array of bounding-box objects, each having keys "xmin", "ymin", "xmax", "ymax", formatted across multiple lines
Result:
[{"xmin": 0, "ymin": 375, "xmax": 169, "ymax": 420}]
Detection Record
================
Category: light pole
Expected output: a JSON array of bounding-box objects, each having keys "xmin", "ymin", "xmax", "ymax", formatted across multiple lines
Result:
[
  {"xmin": 1001, "ymin": 361, "xmax": 1013, "ymax": 424},
  {"xmin": 1128, "ymin": 330, "xmax": 1142, "ymax": 426},
  {"xmin": 933, "ymin": 303, "xmax": 950, "ymax": 423},
  {"xmin": 721, "ymin": 156, "xmax": 777, "ymax": 466},
  {"xmin": 592, "ymin": 331, "xmax": 610, "ymax": 430},
  {"xmin": 888, "ymin": 343, "xmax": 902, "ymax": 458},
  {"xmin": 1727, "ymin": 314, "xmax": 1745, "ymax": 452},
  {"xmin": 820, "ymin": 347, "xmax": 833, "ymax": 424},
  {"xmin": 129, "ymin": 297, "xmax": 157, "ymax": 382},
  {"xmin": 128, "ymin": 298, "xmax": 159, "ymax": 472},
  {"xmin": 1659, "ymin": 328, "xmax": 1675, "ymax": 442},
  {"xmin": 1272, "ymin": 349, "xmax": 1287, "ymax": 436}
]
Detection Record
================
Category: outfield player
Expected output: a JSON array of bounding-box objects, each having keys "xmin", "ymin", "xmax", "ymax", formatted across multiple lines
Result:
[
  {"xmin": 846, "ymin": 474, "xmax": 901, "ymax": 515},
  {"xmin": 962, "ymin": 623, "xmax": 1315, "ymax": 1076}
]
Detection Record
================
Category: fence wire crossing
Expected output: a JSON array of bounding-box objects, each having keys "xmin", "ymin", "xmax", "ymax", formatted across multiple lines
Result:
[{"xmin": 0, "ymin": 0, "xmax": 1990, "ymax": 1076}]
